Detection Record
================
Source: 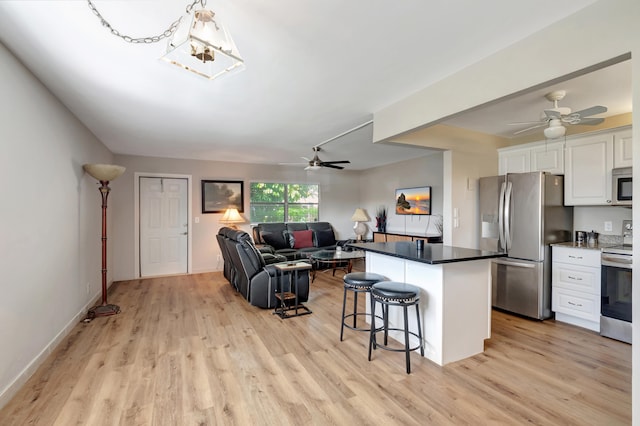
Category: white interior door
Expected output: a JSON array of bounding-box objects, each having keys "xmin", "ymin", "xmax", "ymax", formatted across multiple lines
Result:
[{"xmin": 140, "ymin": 177, "xmax": 188, "ymax": 277}]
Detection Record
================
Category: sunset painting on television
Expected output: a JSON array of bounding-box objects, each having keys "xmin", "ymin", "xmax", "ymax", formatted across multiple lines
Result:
[{"xmin": 395, "ymin": 186, "xmax": 431, "ymax": 215}]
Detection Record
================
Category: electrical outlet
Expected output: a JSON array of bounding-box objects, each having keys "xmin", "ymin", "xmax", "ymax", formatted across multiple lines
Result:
[{"xmin": 604, "ymin": 221, "xmax": 613, "ymax": 232}]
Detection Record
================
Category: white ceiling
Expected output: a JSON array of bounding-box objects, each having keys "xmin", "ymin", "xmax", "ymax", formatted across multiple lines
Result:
[{"xmin": 2, "ymin": 0, "xmax": 624, "ymax": 171}]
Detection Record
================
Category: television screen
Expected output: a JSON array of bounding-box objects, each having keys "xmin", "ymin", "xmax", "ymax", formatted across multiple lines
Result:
[{"xmin": 395, "ymin": 186, "xmax": 431, "ymax": 215}]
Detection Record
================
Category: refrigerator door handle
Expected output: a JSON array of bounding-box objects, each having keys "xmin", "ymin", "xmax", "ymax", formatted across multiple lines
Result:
[
  {"xmin": 498, "ymin": 182, "xmax": 506, "ymax": 249},
  {"xmin": 493, "ymin": 259, "xmax": 536, "ymax": 269},
  {"xmin": 504, "ymin": 181, "xmax": 513, "ymax": 250}
]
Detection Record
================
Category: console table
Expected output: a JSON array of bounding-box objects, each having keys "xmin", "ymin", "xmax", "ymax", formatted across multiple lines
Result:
[{"xmin": 372, "ymin": 231, "xmax": 442, "ymax": 243}]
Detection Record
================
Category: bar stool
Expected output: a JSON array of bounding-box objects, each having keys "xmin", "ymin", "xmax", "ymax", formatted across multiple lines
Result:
[
  {"xmin": 340, "ymin": 272, "xmax": 387, "ymax": 341},
  {"xmin": 368, "ymin": 281, "xmax": 424, "ymax": 374}
]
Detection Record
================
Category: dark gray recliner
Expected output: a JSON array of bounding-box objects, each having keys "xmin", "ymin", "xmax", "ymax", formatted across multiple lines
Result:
[{"xmin": 217, "ymin": 228, "xmax": 309, "ymax": 308}]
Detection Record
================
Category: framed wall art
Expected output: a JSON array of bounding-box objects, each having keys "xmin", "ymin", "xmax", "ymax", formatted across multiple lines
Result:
[{"xmin": 201, "ymin": 180, "xmax": 244, "ymax": 213}]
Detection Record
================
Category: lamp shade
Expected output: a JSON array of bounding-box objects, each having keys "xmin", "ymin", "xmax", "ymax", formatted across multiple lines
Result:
[
  {"xmin": 83, "ymin": 164, "xmax": 126, "ymax": 182},
  {"xmin": 220, "ymin": 208, "xmax": 245, "ymax": 224},
  {"xmin": 351, "ymin": 208, "xmax": 369, "ymax": 222}
]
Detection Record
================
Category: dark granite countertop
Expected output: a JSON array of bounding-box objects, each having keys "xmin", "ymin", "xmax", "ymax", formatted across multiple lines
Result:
[
  {"xmin": 550, "ymin": 241, "xmax": 618, "ymax": 251},
  {"xmin": 347, "ymin": 241, "xmax": 506, "ymax": 265}
]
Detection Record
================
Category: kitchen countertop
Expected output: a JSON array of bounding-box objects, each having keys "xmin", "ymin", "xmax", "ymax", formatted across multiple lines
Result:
[
  {"xmin": 347, "ymin": 241, "xmax": 505, "ymax": 265},
  {"xmin": 550, "ymin": 241, "xmax": 618, "ymax": 251}
]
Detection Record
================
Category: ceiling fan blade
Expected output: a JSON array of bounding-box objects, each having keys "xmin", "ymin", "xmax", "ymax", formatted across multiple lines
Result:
[
  {"xmin": 575, "ymin": 117, "xmax": 605, "ymax": 126},
  {"xmin": 571, "ymin": 105, "xmax": 607, "ymax": 118},
  {"xmin": 321, "ymin": 163, "xmax": 345, "ymax": 170},
  {"xmin": 321, "ymin": 160, "xmax": 351, "ymax": 165},
  {"xmin": 513, "ymin": 123, "xmax": 547, "ymax": 135},
  {"xmin": 508, "ymin": 121, "xmax": 545, "ymax": 126},
  {"xmin": 544, "ymin": 109, "xmax": 562, "ymax": 119}
]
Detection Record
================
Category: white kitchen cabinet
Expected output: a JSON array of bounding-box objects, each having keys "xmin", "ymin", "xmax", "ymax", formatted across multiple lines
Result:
[
  {"xmin": 613, "ymin": 128, "xmax": 633, "ymax": 168},
  {"xmin": 564, "ymin": 133, "xmax": 613, "ymax": 205},
  {"xmin": 530, "ymin": 141, "xmax": 564, "ymax": 174},
  {"xmin": 551, "ymin": 246, "xmax": 601, "ymax": 331},
  {"xmin": 499, "ymin": 148, "xmax": 530, "ymax": 174},
  {"xmin": 498, "ymin": 141, "xmax": 564, "ymax": 175}
]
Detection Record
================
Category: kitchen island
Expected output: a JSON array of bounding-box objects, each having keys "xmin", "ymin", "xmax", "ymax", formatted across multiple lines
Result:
[{"xmin": 348, "ymin": 241, "xmax": 505, "ymax": 366}]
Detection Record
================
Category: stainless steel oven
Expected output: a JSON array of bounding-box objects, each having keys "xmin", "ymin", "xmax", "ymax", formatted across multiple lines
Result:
[{"xmin": 601, "ymin": 246, "xmax": 632, "ymax": 343}]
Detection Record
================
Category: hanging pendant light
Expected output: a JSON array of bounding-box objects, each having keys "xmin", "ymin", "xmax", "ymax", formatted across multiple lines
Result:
[
  {"xmin": 161, "ymin": 3, "xmax": 245, "ymax": 80},
  {"xmin": 88, "ymin": 0, "xmax": 245, "ymax": 81}
]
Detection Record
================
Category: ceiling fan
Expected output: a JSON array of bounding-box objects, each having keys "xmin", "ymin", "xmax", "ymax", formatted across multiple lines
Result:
[
  {"xmin": 303, "ymin": 146, "xmax": 350, "ymax": 170},
  {"xmin": 511, "ymin": 90, "xmax": 607, "ymax": 139}
]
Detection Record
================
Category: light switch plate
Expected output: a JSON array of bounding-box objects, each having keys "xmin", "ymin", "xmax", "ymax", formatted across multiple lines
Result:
[{"xmin": 604, "ymin": 221, "xmax": 613, "ymax": 232}]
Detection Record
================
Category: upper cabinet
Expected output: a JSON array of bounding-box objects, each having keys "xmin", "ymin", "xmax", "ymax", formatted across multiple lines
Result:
[
  {"xmin": 498, "ymin": 141, "xmax": 564, "ymax": 175},
  {"xmin": 564, "ymin": 134, "xmax": 613, "ymax": 205},
  {"xmin": 498, "ymin": 127, "xmax": 632, "ymax": 206},
  {"xmin": 530, "ymin": 142, "xmax": 565, "ymax": 175},
  {"xmin": 613, "ymin": 128, "xmax": 633, "ymax": 168}
]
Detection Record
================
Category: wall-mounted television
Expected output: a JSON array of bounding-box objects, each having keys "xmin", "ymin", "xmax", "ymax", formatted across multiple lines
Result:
[{"xmin": 395, "ymin": 186, "xmax": 431, "ymax": 215}]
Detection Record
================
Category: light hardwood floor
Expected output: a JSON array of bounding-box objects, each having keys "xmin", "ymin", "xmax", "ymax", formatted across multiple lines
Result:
[{"xmin": 0, "ymin": 267, "xmax": 631, "ymax": 425}]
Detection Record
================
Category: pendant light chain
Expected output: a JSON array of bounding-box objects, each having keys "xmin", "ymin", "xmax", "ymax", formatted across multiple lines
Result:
[{"xmin": 87, "ymin": 0, "xmax": 206, "ymax": 44}]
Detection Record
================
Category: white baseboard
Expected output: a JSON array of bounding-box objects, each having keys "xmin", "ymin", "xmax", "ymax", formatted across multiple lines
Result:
[{"xmin": 0, "ymin": 293, "xmax": 100, "ymax": 410}]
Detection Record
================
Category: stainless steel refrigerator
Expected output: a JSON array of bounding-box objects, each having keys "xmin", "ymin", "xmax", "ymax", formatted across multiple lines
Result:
[{"xmin": 479, "ymin": 172, "xmax": 573, "ymax": 319}]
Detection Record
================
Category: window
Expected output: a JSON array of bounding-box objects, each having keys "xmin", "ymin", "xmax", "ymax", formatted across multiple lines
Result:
[{"xmin": 250, "ymin": 182, "xmax": 319, "ymax": 223}]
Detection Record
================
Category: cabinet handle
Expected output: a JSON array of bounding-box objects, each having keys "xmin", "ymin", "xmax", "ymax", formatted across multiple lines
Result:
[
  {"xmin": 567, "ymin": 275, "xmax": 582, "ymax": 281},
  {"xmin": 568, "ymin": 255, "xmax": 583, "ymax": 260},
  {"xmin": 567, "ymin": 301, "xmax": 583, "ymax": 307}
]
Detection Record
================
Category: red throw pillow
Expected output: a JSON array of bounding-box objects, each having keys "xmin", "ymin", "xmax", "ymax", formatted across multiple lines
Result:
[{"xmin": 292, "ymin": 230, "xmax": 314, "ymax": 249}]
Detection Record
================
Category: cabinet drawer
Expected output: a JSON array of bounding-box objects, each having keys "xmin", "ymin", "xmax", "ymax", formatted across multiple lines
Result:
[
  {"xmin": 552, "ymin": 263, "xmax": 601, "ymax": 294},
  {"xmin": 552, "ymin": 246, "xmax": 600, "ymax": 267},
  {"xmin": 552, "ymin": 288, "xmax": 600, "ymax": 322}
]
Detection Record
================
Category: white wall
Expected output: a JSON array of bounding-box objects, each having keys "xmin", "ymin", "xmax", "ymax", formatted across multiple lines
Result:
[
  {"xmin": 573, "ymin": 206, "xmax": 633, "ymax": 239},
  {"xmin": 111, "ymin": 155, "xmax": 361, "ymax": 279},
  {"xmin": 0, "ymin": 42, "xmax": 114, "ymax": 407},
  {"xmin": 357, "ymin": 153, "xmax": 444, "ymax": 238},
  {"xmin": 443, "ymin": 150, "xmax": 498, "ymax": 248}
]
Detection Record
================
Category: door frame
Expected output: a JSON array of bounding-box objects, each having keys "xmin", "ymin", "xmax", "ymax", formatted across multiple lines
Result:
[{"xmin": 134, "ymin": 172, "xmax": 193, "ymax": 278}]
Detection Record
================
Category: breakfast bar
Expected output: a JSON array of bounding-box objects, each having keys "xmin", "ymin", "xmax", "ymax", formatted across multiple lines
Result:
[{"xmin": 348, "ymin": 241, "xmax": 505, "ymax": 366}]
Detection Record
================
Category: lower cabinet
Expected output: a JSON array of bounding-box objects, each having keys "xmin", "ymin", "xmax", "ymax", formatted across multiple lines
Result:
[{"xmin": 551, "ymin": 246, "xmax": 601, "ymax": 331}]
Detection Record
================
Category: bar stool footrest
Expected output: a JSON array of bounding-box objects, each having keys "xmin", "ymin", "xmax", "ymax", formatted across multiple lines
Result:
[{"xmin": 371, "ymin": 328, "xmax": 423, "ymax": 353}]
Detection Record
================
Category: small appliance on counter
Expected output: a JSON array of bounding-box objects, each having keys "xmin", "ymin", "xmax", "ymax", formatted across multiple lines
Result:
[
  {"xmin": 575, "ymin": 231, "xmax": 586, "ymax": 245},
  {"xmin": 587, "ymin": 230, "xmax": 599, "ymax": 246}
]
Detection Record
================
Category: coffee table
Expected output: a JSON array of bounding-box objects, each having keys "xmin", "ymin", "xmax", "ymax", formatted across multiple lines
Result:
[{"xmin": 309, "ymin": 249, "xmax": 365, "ymax": 282}]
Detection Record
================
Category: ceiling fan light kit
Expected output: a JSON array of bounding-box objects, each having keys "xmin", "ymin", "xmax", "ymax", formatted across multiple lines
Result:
[{"xmin": 543, "ymin": 119, "xmax": 566, "ymax": 139}]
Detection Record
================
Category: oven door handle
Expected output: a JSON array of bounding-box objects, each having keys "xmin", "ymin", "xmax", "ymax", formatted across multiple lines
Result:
[{"xmin": 602, "ymin": 256, "xmax": 633, "ymax": 268}]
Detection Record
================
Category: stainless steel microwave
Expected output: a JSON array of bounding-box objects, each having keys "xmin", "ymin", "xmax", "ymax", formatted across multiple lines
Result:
[{"xmin": 612, "ymin": 167, "xmax": 632, "ymax": 206}]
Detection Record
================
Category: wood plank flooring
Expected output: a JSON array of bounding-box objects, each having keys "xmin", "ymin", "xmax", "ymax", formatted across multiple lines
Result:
[{"xmin": 0, "ymin": 269, "xmax": 631, "ymax": 425}]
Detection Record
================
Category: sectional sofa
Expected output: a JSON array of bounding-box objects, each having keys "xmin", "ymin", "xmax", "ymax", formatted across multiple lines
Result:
[{"xmin": 252, "ymin": 221, "xmax": 346, "ymax": 260}]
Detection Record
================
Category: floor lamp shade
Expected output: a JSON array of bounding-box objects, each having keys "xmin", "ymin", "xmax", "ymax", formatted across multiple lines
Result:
[{"xmin": 84, "ymin": 163, "xmax": 125, "ymax": 318}]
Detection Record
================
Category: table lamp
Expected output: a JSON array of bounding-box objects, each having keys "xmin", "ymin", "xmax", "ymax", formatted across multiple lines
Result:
[
  {"xmin": 351, "ymin": 208, "xmax": 370, "ymax": 241},
  {"xmin": 220, "ymin": 208, "xmax": 245, "ymax": 229}
]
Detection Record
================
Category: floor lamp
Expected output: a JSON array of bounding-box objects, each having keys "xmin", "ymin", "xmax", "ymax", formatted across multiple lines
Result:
[{"xmin": 84, "ymin": 163, "xmax": 126, "ymax": 318}]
